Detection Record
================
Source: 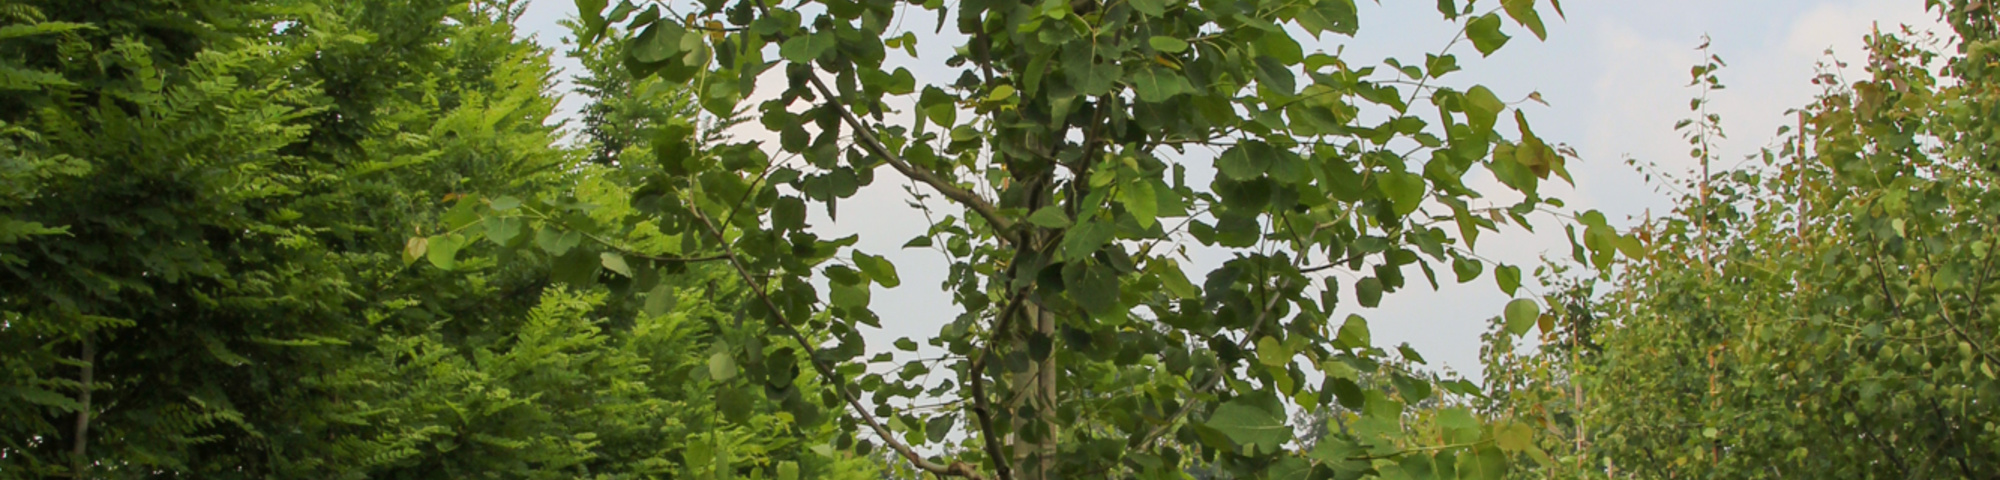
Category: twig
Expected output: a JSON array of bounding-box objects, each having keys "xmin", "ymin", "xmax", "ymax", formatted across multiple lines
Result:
[
  {"xmin": 1133, "ymin": 274, "xmax": 1294, "ymax": 451},
  {"xmin": 801, "ymin": 72, "xmax": 1020, "ymax": 244}
]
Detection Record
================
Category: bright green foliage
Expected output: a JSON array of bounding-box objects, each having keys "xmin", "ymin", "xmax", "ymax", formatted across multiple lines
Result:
[
  {"xmin": 295, "ymin": 279, "xmax": 880, "ymax": 479},
  {"xmin": 0, "ymin": 1, "xmax": 335, "ymax": 474},
  {"xmin": 559, "ymin": 0, "xmax": 1625, "ymax": 477},
  {"xmin": 1485, "ymin": 4, "xmax": 2000, "ymax": 477},
  {"xmin": 0, "ymin": 0, "xmax": 857, "ymax": 477}
]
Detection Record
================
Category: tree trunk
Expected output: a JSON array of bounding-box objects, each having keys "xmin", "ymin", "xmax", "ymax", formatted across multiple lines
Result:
[
  {"xmin": 71, "ymin": 335, "xmax": 94, "ymax": 478},
  {"xmin": 1008, "ymin": 305, "xmax": 1059, "ymax": 480}
]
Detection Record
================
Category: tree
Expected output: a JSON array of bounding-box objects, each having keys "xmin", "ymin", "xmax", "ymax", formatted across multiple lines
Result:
[
  {"xmin": 494, "ymin": 0, "xmax": 1634, "ymax": 478},
  {"xmin": 0, "ymin": 0, "xmax": 574, "ymax": 475},
  {"xmin": 1488, "ymin": 2, "xmax": 2000, "ymax": 477}
]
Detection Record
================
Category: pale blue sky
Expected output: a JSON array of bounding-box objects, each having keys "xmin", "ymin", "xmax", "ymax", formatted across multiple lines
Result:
[{"xmin": 512, "ymin": 0, "xmax": 1942, "ymax": 379}]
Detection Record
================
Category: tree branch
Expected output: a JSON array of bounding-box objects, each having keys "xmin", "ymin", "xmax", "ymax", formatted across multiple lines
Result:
[
  {"xmin": 688, "ymin": 207, "xmax": 990, "ymax": 480},
  {"xmin": 71, "ymin": 335, "xmax": 93, "ymax": 477},
  {"xmin": 1134, "ymin": 275, "xmax": 1293, "ymax": 450},
  {"xmin": 968, "ymin": 287, "xmax": 1029, "ymax": 480},
  {"xmin": 801, "ymin": 72, "xmax": 1019, "ymax": 244}
]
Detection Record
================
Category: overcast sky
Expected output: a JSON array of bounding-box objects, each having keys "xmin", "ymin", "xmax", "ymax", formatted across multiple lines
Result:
[{"xmin": 512, "ymin": 0, "xmax": 1943, "ymax": 379}]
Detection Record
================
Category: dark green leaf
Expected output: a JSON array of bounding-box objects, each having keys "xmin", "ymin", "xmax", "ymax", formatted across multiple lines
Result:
[
  {"xmin": 1294, "ymin": 0, "xmax": 1358, "ymax": 37},
  {"xmin": 780, "ymin": 32, "xmax": 837, "ymax": 63},
  {"xmin": 1218, "ymin": 143, "xmax": 1273, "ymax": 181},
  {"xmin": 1356, "ymin": 276, "xmax": 1383, "ymax": 307},
  {"xmin": 632, "ymin": 21, "xmax": 687, "ymax": 62},
  {"xmin": 854, "ymin": 252, "xmax": 901, "ymax": 288},
  {"xmin": 1130, "ymin": 0, "xmax": 1167, "ymax": 17}
]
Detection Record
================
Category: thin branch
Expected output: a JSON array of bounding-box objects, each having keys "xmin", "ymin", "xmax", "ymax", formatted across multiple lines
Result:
[
  {"xmin": 1133, "ymin": 273, "xmax": 1294, "ymax": 451},
  {"xmin": 689, "ymin": 207, "xmax": 990, "ymax": 480},
  {"xmin": 968, "ymin": 287, "xmax": 1029, "ymax": 480},
  {"xmin": 71, "ymin": 335, "xmax": 93, "ymax": 477},
  {"xmin": 801, "ymin": 72, "xmax": 1020, "ymax": 244}
]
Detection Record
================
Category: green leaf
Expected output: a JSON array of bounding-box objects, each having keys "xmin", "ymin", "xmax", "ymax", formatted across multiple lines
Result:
[
  {"xmin": 777, "ymin": 462, "xmax": 799, "ymax": 480},
  {"xmin": 404, "ymin": 236, "xmax": 429, "ymax": 265},
  {"xmin": 1062, "ymin": 219, "xmax": 1116, "ymax": 261},
  {"xmin": 780, "ymin": 31, "xmax": 837, "ymax": 63},
  {"xmin": 1218, "ymin": 143, "xmax": 1273, "ymax": 181},
  {"xmin": 1501, "ymin": 0, "xmax": 1547, "ymax": 40},
  {"xmin": 632, "ymin": 21, "xmax": 686, "ymax": 62},
  {"xmin": 1206, "ymin": 399, "xmax": 1292, "ymax": 454},
  {"xmin": 708, "ymin": 351, "xmax": 738, "ymax": 381},
  {"xmin": 538, "ymin": 229, "xmax": 584, "ymax": 256},
  {"xmin": 925, "ymin": 415, "xmax": 956, "ymax": 443},
  {"xmin": 1503, "ymin": 298, "xmax": 1539, "ymax": 336},
  {"xmin": 601, "ymin": 252, "xmax": 634, "ymax": 277},
  {"xmin": 1467, "ymin": 13, "xmax": 1511, "ymax": 56},
  {"xmin": 1068, "ymin": 263, "xmax": 1121, "ymax": 318},
  {"xmin": 1149, "ymin": 36, "xmax": 1189, "ymax": 53},
  {"xmin": 1130, "ymin": 0, "xmax": 1167, "ymax": 17},
  {"xmin": 1132, "ymin": 68, "xmax": 1190, "ymax": 103},
  {"xmin": 1438, "ymin": 406, "xmax": 1480, "ymax": 434},
  {"xmin": 831, "ymin": 282, "xmax": 871, "ymax": 309},
  {"xmin": 7, "ymin": 386, "xmax": 84, "ymax": 411},
  {"xmin": 717, "ymin": 385, "xmax": 755, "ymax": 422},
  {"xmin": 1452, "ymin": 256, "xmax": 1483, "ymax": 283},
  {"xmin": 1456, "ymin": 446, "xmax": 1508, "ymax": 480},
  {"xmin": 1254, "ymin": 57, "xmax": 1297, "ymax": 94},
  {"xmin": 987, "ymin": 85, "xmax": 1017, "ymax": 102},
  {"xmin": 484, "ymin": 216, "xmax": 524, "ymax": 245},
  {"xmin": 1378, "ymin": 171, "xmax": 1426, "ymax": 216},
  {"xmin": 1336, "ymin": 315, "xmax": 1371, "ymax": 349},
  {"xmin": 1119, "ymin": 180, "xmax": 1160, "ymax": 228},
  {"xmin": 1397, "ymin": 344, "xmax": 1428, "ymax": 364},
  {"xmin": 1028, "ymin": 206, "xmax": 1073, "ymax": 228},
  {"xmin": 550, "ymin": 248, "xmax": 602, "ymax": 287},
  {"xmin": 644, "ymin": 283, "xmax": 678, "ymax": 317},
  {"xmin": 1309, "ymin": 437, "xmax": 1368, "ymax": 472},
  {"xmin": 1495, "ymin": 264, "xmax": 1522, "ymax": 295},
  {"xmin": 1496, "ymin": 422, "xmax": 1534, "ymax": 452},
  {"xmin": 854, "ymin": 252, "xmax": 902, "ymax": 288},
  {"xmin": 426, "ymin": 234, "xmax": 463, "ymax": 270},
  {"xmin": 894, "ymin": 338, "xmax": 919, "ymax": 351},
  {"xmin": 489, "ymin": 195, "xmax": 522, "ymax": 211},
  {"xmin": 1294, "ymin": 0, "xmax": 1359, "ymax": 37},
  {"xmin": 1256, "ymin": 336, "xmax": 1291, "ymax": 367},
  {"xmin": 1464, "ymin": 85, "xmax": 1504, "ymax": 135},
  {"xmin": 1356, "ymin": 276, "xmax": 1384, "ymax": 308}
]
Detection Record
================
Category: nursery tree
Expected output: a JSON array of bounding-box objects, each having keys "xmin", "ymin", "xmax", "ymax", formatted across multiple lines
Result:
[{"xmin": 445, "ymin": 0, "xmax": 1639, "ymax": 477}]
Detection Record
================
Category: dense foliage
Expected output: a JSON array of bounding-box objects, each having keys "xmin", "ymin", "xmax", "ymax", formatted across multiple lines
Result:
[
  {"xmin": 1483, "ymin": 2, "xmax": 2000, "ymax": 479},
  {"xmin": 1, "ymin": 0, "xmax": 871, "ymax": 477}
]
